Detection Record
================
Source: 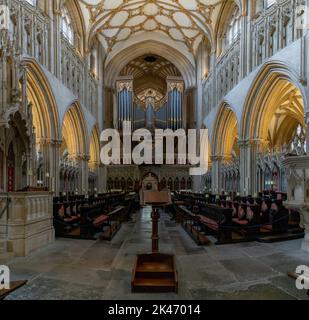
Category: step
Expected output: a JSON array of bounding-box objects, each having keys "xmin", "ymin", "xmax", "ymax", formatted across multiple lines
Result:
[
  {"xmin": 136, "ymin": 262, "xmax": 174, "ymax": 273},
  {"xmin": 258, "ymin": 232, "xmax": 304, "ymax": 243},
  {"xmin": 132, "ymin": 277, "xmax": 178, "ymax": 293},
  {"xmin": 133, "ymin": 278, "xmax": 176, "ymax": 287},
  {"xmin": 135, "ymin": 271, "xmax": 175, "ymax": 279}
]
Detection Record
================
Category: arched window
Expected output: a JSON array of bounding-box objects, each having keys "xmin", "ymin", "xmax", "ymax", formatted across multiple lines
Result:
[
  {"xmin": 61, "ymin": 6, "xmax": 74, "ymax": 44},
  {"xmin": 25, "ymin": 0, "xmax": 36, "ymax": 7},
  {"xmin": 227, "ymin": 7, "xmax": 240, "ymax": 47}
]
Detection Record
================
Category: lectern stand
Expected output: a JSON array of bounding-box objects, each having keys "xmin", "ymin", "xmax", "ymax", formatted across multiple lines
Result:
[{"xmin": 131, "ymin": 191, "xmax": 178, "ymax": 293}]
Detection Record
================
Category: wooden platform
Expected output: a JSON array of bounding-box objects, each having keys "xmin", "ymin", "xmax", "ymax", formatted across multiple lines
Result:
[
  {"xmin": 0, "ymin": 281, "xmax": 27, "ymax": 300},
  {"xmin": 131, "ymin": 253, "xmax": 178, "ymax": 293}
]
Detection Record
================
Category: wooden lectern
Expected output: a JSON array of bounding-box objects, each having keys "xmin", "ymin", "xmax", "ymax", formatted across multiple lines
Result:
[{"xmin": 131, "ymin": 191, "xmax": 178, "ymax": 293}]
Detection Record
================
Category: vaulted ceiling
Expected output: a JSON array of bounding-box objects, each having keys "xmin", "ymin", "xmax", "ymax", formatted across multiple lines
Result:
[
  {"xmin": 79, "ymin": 0, "xmax": 224, "ymax": 61},
  {"xmin": 120, "ymin": 54, "xmax": 181, "ymax": 80},
  {"xmin": 119, "ymin": 54, "xmax": 181, "ymax": 98}
]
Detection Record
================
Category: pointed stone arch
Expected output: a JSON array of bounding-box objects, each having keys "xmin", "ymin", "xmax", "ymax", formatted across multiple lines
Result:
[
  {"xmin": 241, "ymin": 62, "xmax": 306, "ymax": 147},
  {"xmin": 61, "ymin": 102, "xmax": 88, "ymax": 158},
  {"xmin": 215, "ymin": 0, "xmax": 242, "ymax": 56},
  {"xmin": 89, "ymin": 124, "xmax": 101, "ymax": 170},
  {"xmin": 212, "ymin": 103, "xmax": 239, "ymax": 161},
  {"xmin": 105, "ymin": 40, "xmax": 196, "ymax": 89},
  {"xmin": 23, "ymin": 58, "xmax": 60, "ymax": 142},
  {"xmin": 58, "ymin": 0, "xmax": 86, "ymax": 55}
]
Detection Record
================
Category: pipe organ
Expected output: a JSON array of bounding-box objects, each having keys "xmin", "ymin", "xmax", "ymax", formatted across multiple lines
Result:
[
  {"xmin": 167, "ymin": 78, "xmax": 184, "ymax": 130},
  {"xmin": 116, "ymin": 77, "xmax": 133, "ymax": 130},
  {"xmin": 116, "ymin": 77, "xmax": 184, "ymax": 131}
]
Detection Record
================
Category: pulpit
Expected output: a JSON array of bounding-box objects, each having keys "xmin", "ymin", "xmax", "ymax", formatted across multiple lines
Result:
[{"xmin": 131, "ymin": 191, "xmax": 178, "ymax": 293}]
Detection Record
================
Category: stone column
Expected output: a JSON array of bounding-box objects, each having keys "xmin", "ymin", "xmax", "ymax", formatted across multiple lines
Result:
[
  {"xmin": 98, "ymin": 164, "xmax": 107, "ymax": 193},
  {"xmin": 78, "ymin": 154, "xmax": 90, "ymax": 194},
  {"xmin": 184, "ymin": 87, "xmax": 196, "ymax": 130},
  {"xmin": 104, "ymin": 86, "xmax": 114, "ymax": 129},
  {"xmin": 38, "ymin": 139, "xmax": 53, "ymax": 190},
  {"xmin": 239, "ymin": 7, "xmax": 248, "ymax": 78},
  {"xmin": 52, "ymin": 3, "xmax": 61, "ymax": 77},
  {"xmin": 305, "ymin": 12, "xmax": 309, "ymax": 149},
  {"xmin": 239, "ymin": 139, "xmax": 265, "ymax": 196},
  {"xmin": 50, "ymin": 139, "xmax": 61, "ymax": 195},
  {"xmin": 211, "ymin": 156, "xmax": 223, "ymax": 194}
]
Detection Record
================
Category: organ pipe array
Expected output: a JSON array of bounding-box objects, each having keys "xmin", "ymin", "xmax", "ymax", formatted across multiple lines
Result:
[
  {"xmin": 116, "ymin": 77, "xmax": 184, "ymax": 131},
  {"xmin": 116, "ymin": 79, "xmax": 133, "ymax": 130}
]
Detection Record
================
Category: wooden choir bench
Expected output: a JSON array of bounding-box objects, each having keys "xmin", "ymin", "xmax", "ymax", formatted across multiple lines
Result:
[
  {"xmin": 177, "ymin": 205, "xmax": 211, "ymax": 245},
  {"xmin": 197, "ymin": 204, "xmax": 233, "ymax": 244},
  {"xmin": 53, "ymin": 192, "xmax": 135, "ymax": 240},
  {"xmin": 100, "ymin": 206, "xmax": 126, "ymax": 240}
]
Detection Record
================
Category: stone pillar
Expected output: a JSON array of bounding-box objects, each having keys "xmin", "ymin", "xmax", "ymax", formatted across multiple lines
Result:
[
  {"xmin": 184, "ymin": 87, "xmax": 196, "ymax": 130},
  {"xmin": 51, "ymin": 139, "xmax": 61, "ymax": 195},
  {"xmin": 239, "ymin": 139, "xmax": 265, "ymax": 196},
  {"xmin": 305, "ymin": 15, "xmax": 309, "ymax": 149},
  {"xmin": 211, "ymin": 156, "xmax": 223, "ymax": 194},
  {"xmin": 239, "ymin": 7, "xmax": 248, "ymax": 78},
  {"xmin": 97, "ymin": 46, "xmax": 105, "ymax": 131},
  {"xmin": 52, "ymin": 4, "xmax": 61, "ymax": 77},
  {"xmin": 98, "ymin": 164, "xmax": 107, "ymax": 192},
  {"xmin": 38, "ymin": 139, "xmax": 53, "ymax": 190},
  {"xmin": 78, "ymin": 155, "xmax": 90, "ymax": 194},
  {"xmin": 104, "ymin": 86, "xmax": 114, "ymax": 129}
]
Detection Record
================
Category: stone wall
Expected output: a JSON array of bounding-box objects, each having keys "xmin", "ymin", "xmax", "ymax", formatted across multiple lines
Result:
[{"xmin": 0, "ymin": 192, "xmax": 54, "ymax": 257}]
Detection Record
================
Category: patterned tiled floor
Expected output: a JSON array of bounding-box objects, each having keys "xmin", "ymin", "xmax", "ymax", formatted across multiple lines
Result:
[{"xmin": 5, "ymin": 206, "xmax": 309, "ymax": 300}]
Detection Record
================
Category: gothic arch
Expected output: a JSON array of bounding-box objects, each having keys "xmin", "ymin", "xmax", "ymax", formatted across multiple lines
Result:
[
  {"xmin": 61, "ymin": 102, "xmax": 88, "ymax": 157},
  {"xmin": 215, "ymin": 0, "xmax": 242, "ymax": 55},
  {"xmin": 23, "ymin": 58, "xmax": 60, "ymax": 142},
  {"xmin": 59, "ymin": 0, "xmax": 86, "ymax": 54},
  {"xmin": 212, "ymin": 103, "xmax": 239, "ymax": 161},
  {"xmin": 241, "ymin": 62, "xmax": 306, "ymax": 144},
  {"xmin": 200, "ymin": 124, "xmax": 212, "ymax": 168},
  {"xmin": 89, "ymin": 124, "xmax": 101, "ymax": 170},
  {"xmin": 105, "ymin": 41, "xmax": 196, "ymax": 89}
]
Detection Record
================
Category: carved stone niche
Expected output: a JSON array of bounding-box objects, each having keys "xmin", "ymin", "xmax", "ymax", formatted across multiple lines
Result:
[{"xmin": 282, "ymin": 156, "xmax": 309, "ymax": 252}]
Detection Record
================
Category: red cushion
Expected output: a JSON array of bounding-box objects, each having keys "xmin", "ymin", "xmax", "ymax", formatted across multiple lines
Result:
[
  {"xmin": 232, "ymin": 218, "xmax": 249, "ymax": 225},
  {"xmin": 262, "ymin": 224, "xmax": 272, "ymax": 231},
  {"xmin": 198, "ymin": 215, "xmax": 218, "ymax": 231},
  {"xmin": 93, "ymin": 214, "xmax": 109, "ymax": 227}
]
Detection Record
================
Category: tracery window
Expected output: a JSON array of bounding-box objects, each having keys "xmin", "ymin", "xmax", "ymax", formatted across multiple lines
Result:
[
  {"xmin": 61, "ymin": 6, "xmax": 74, "ymax": 44},
  {"xmin": 226, "ymin": 7, "xmax": 240, "ymax": 47}
]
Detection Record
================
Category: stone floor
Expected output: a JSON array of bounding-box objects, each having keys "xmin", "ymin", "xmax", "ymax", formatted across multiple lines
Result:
[{"xmin": 4, "ymin": 207, "xmax": 309, "ymax": 300}]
